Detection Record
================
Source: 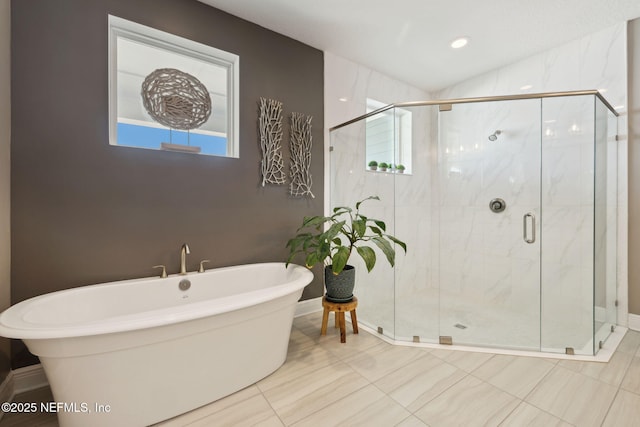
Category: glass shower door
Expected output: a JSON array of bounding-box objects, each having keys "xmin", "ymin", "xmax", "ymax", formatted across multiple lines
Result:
[
  {"xmin": 330, "ymin": 113, "xmax": 396, "ymax": 340},
  {"xmin": 437, "ymin": 99, "xmax": 541, "ymax": 351}
]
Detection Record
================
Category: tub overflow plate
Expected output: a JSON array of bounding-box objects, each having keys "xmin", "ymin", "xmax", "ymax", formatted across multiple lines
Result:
[
  {"xmin": 179, "ymin": 279, "xmax": 191, "ymax": 291},
  {"xmin": 489, "ymin": 198, "xmax": 506, "ymax": 213}
]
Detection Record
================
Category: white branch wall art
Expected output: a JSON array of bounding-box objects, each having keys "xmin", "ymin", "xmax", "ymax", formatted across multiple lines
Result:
[
  {"xmin": 289, "ymin": 112, "xmax": 314, "ymax": 198},
  {"xmin": 258, "ymin": 98, "xmax": 286, "ymax": 186}
]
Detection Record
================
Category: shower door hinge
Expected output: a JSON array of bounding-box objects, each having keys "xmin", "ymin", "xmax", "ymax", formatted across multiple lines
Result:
[
  {"xmin": 615, "ymin": 134, "xmax": 619, "ymax": 141},
  {"xmin": 439, "ymin": 104, "xmax": 452, "ymax": 112},
  {"xmin": 439, "ymin": 336, "xmax": 453, "ymax": 345},
  {"xmin": 565, "ymin": 347, "xmax": 575, "ymax": 355},
  {"xmin": 615, "ymin": 300, "xmax": 618, "ymax": 307},
  {"xmin": 377, "ymin": 326, "xmax": 383, "ymax": 335},
  {"xmin": 329, "ymin": 146, "xmax": 334, "ymax": 152}
]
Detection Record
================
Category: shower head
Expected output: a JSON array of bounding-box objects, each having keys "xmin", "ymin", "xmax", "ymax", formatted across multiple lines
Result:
[{"xmin": 488, "ymin": 130, "xmax": 502, "ymax": 141}]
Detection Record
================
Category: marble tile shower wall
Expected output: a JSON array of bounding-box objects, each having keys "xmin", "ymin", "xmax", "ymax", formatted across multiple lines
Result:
[
  {"xmin": 325, "ymin": 21, "xmax": 628, "ymax": 344},
  {"xmin": 326, "ymin": 52, "xmax": 433, "ymax": 339},
  {"xmin": 437, "ymin": 22, "xmax": 628, "ymax": 328}
]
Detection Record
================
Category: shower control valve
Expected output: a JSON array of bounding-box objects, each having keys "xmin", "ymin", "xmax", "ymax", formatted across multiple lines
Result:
[{"xmin": 489, "ymin": 198, "xmax": 506, "ymax": 213}]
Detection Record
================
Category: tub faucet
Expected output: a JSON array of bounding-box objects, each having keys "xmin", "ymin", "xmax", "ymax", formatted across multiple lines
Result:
[{"xmin": 180, "ymin": 243, "xmax": 190, "ymax": 275}]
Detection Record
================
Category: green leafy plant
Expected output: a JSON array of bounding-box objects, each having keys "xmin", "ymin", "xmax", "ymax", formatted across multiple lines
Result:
[
  {"xmin": 368, "ymin": 160, "xmax": 378, "ymax": 167},
  {"xmin": 286, "ymin": 196, "xmax": 407, "ymax": 275},
  {"xmin": 378, "ymin": 162, "xmax": 389, "ymax": 169},
  {"xmin": 396, "ymin": 164, "xmax": 406, "ymax": 170}
]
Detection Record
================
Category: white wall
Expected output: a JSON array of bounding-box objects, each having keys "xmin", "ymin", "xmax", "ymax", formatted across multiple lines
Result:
[{"xmin": 0, "ymin": 0, "xmax": 11, "ymax": 380}]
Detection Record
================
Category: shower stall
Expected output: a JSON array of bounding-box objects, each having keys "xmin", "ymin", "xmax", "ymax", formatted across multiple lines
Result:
[{"xmin": 329, "ymin": 90, "xmax": 618, "ymax": 356}]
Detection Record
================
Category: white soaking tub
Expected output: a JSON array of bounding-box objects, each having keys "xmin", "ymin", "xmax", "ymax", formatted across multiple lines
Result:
[{"xmin": 0, "ymin": 262, "xmax": 313, "ymax": 427}]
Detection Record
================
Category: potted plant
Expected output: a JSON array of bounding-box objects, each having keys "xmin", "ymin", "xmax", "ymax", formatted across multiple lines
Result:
[
  {"xmin": 378, "ymin": 162, "xmax": 389, "ymax": 172},
  {"xmin": 368, "ymin": 160, "xmax": 378, "ymax": 171},
  {"xmin": 286, "ymin": 196, "xmax": 407, "ymax": 302},
  {"xmin": 396, "ymin": 164, "xmax": 406, "ymax": 173}
]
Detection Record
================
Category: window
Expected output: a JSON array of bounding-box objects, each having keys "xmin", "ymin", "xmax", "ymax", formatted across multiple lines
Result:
[
  {"xmin": 365, "ymin": 99, "xmax": 412, "ymax": 173},
  {"xmin": 108, "ymin": 15, "xmax": 239, "ymax": 157}
]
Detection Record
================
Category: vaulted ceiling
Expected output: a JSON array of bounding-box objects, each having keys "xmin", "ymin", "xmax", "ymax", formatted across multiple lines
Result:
[{"xmin": 199, "ymin": 0, "xmax": 640, "ymax": 91}]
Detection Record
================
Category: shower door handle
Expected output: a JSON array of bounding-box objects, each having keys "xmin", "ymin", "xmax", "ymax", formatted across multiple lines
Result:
[{"xmin": 523, "ymin": 213, "xmax": 536, "ymax": 244}]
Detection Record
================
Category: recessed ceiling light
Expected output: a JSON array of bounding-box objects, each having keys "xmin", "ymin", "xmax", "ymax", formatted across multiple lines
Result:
[
  {"xmin": 520, "ymin": 84, "xmax": 533, "ymax": 91},
  {"xmin": 450, "ymin": 37, "xmax": 469, "ymax": 49},
  {"xmin": 339, "ymin": 97, "xmax": 348, "ymax": 102}
]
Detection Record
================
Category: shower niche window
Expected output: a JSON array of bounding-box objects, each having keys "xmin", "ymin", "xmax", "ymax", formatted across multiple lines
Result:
[
  {"xmin": 332, "ymin": 91, "xmax": 619, "ymax": 357},
  {"xmin": 365, "ymin": 99, "xmax": 412, "ymax": 173}
]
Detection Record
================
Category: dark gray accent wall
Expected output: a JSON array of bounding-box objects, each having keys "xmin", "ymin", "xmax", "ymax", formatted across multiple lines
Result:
[
  {"xmin": 0, "ymin": 0, "xmax": 11, "ymax": 385},
  {"xmin": 11, "ymin": 0, "xmax": 324, "ymax": 368}
]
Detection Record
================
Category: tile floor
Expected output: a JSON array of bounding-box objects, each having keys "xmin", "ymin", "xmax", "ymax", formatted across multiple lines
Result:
[{"xmin": 2, "ymin": 311, "xmax": 640, "ymax": 426}]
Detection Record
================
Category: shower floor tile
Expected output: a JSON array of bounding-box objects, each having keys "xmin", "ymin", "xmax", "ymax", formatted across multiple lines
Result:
[{"xmin": 1, "ymin": 314, "xmax": 639, "ymax": 427}]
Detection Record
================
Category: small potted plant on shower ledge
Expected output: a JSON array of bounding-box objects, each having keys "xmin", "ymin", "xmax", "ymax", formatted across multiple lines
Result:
[
  {"xmin": 378, "ymin": 162, "xmax": 389, "ymax": 172},
  {"xmin": 368, "ymin": 160, "xmax": 378, "ymax": 171},
  {"xmin": 285, "ymin": 196, "xmax": 407, "ymax": 302}
]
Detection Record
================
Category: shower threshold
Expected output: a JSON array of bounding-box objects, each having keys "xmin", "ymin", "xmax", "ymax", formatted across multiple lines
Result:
[{"xmin": 354, "ymin": 321, "xmax": 627, "ymax": 363}]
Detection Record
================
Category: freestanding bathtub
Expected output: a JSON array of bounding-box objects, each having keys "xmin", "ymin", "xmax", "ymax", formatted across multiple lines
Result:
[{"xmin": 0, "ymin": 262, "xmax": 313, "ymax": 427}]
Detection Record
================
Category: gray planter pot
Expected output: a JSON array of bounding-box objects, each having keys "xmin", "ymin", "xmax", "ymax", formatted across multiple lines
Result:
[{"xmin": 324, "ymin": 265, "xmax": 355, "ymax": 302}]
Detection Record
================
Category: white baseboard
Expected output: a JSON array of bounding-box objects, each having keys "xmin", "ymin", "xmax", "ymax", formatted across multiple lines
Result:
[
  {"xmin": 11, "ymin": 364, "xmax": 47, "ymax": 395},
  {"xmin": 0, "ymin": 364, "xmax": 47, "ymax": 421},
  {"xmin": 0, "ymin": 371, "xmax": 13, "ymax": 406},
  {"xmin": 628, "ymin": 313, "xmax": 640, "ymax": 331},
  {"xmin": 295, "ymin": 296, "xmax": 322, "ymax": 317},
  {"xmin": 13, "ymin": 364, "xmax": 47, "ymax": 394}
]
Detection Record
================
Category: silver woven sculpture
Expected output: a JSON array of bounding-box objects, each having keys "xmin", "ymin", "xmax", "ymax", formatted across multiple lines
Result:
[
  {"xmin": 141, "ymin": 68, "xmax": 211, "ymax": 130},
  {"xmin": 258, "ymin": 98, "xmax": 286, "ymax": 186},
  {"xmin": 289, "ymin": 112, "xmax": 314, "ymax": 198}
]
